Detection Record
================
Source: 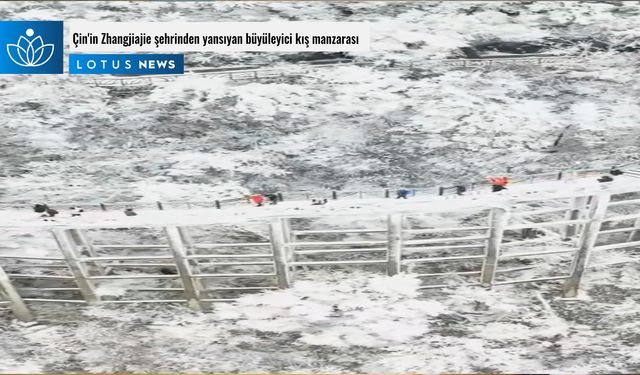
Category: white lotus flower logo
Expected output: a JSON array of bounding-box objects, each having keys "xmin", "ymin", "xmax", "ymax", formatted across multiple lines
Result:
[{"xmin": 6, "ymin": 28, "xmax": 55, "ymax": 67}]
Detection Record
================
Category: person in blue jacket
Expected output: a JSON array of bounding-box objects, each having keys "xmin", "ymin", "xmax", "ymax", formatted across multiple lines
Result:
[{"xmin": 396, "ymin": 189, "xmax": 410, "ymax": 199}]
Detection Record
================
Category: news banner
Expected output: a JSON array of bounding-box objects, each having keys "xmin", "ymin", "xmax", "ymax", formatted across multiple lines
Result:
[{"xmin": 0, "ymin": 21, "xmax": 370, "ymax": 75}]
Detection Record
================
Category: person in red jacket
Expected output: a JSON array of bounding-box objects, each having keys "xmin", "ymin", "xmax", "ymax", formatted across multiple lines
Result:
[
  {"xmin": 488, "ymin": 176, "xmax": 509, "ymax": 192},
  {"xmin": 248, "ymin": 194, "xmax": 265, "ymax": 207}
]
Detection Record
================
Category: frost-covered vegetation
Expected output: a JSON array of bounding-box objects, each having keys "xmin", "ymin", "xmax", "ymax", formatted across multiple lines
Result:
[{"xmin": 1, "ymin": 269, "xmax": 639, "ymax": 373}]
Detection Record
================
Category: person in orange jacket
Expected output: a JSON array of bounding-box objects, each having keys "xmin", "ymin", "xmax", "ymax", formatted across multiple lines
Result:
[
  {"xmin": 248, "ymin": 194, "xmax": 265, "ymax": 207},
  {"xmin": 488, "ymin": 176, "xmax": 509, "ymax": 192}
]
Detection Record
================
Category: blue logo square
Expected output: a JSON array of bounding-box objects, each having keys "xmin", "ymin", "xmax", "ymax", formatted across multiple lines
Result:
[{"xmin": 0, "ymin": 21, "xmax": 63, "ymax": 74}]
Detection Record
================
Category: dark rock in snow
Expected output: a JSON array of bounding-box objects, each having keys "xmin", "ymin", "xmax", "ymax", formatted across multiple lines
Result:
[
  {"xmin": 473, "ymin": 301, "xmax": 490, "ymax": 311},
  {"xmin": 475, "ymin": 41, "xmax": 546, "ymax": 54},
  {"xmin": 334, "ymin": 5, "xmax": 354, "ymax": 17},
  {"xmin": 404, "ymin": 41, "xmax": 426, "ymax": 50},
  {"xmin": 459, "ymin": 46, "xmax": 481, "ymax": 58},
  {"xmin": 498, "ymin": 8, "xmax": 520, "ymax": 17},
  {"xmin": 463, "ymin": 5, "xmax": 481, "ymax": 15},
  {"xmin": 160, "ymin": 267, "xmax": 178, "ymax": 275}
]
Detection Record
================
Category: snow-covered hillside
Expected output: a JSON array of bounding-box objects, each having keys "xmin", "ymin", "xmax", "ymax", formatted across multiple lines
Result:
[{"xmin": 1, "ymin": 269, "xmax": 639, "ymax": 373}]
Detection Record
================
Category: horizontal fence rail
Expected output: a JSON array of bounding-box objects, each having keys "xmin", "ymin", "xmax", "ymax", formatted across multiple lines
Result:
[
  {"xmin": 83, "ymin": 55, "xmax": 600, "ymax": 87},
  {"xmin": 0, "ymin": 166, "xmax": 615, "ymax": 212}
]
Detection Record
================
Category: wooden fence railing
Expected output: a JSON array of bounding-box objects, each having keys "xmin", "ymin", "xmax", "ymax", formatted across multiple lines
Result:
[
  {"xmin": 0, "ymin": 167, "xmax": 612, "ymax": 212},
  {"xmin": 86, "ymin": 55, "xmax": 590, "ymax": 87},
  {"xmin": 1, "ymin": 182, "xmax": 639, "ymax": 321}
]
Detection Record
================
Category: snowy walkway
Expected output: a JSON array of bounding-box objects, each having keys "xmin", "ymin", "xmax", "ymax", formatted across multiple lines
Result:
[{"xmin": 0, "ymin": 175, "xmax": 637, "ymax": 229}]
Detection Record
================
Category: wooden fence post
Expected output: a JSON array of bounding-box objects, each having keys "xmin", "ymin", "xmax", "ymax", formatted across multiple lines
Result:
[
  {"xmin": 165, "ymin": 226, "xmax": 202, "ymax": 311},
  {"xmin": 280, "ymin": 218, "xmax": 294, "ymax": 263},
  {"xmin": 332, "ymin": 191, "xmax": 337, "ymax": 200},
  {"xmin": 100, "ymin": 203, "xmax": 107, "ymax": 211},
  {"xmin": 385, "ymin": 189, "xmax": 390, "ymax": 198},
  {"xmin": 177, "ymin": 226, "xmax": 209, "ymax": 301},
  {"xmin": 52, "ymin": 229, "xmax": 99, "ymax": 304},
  {"xmin": 387, "ymin": 214, "xmax": 403, "ymax": 276},
  {"xmin": 215, "ymin": 200, "xmax": 221, "ymax": 209},
  {"xmin": 480, "ymin": 207, "xmax": 509, "ymax": 287},
  {"xmin": 0, "ymin": 265, "xmax": 34, "ymax": 322},
  {"xmin": 156, "ymin": 201, "xmax": 164, "ymax": 210},
  {"xmin": 177, "ymin": 226, "xmax": 195, "ymax": 253},
  {"xmin": 563, "ymin": 193, "xmax": 611, "ymax": 298},
  {"xmin": 269, "ymin": 219, "xmax": 291, "ymax": 288},
  {"xmin": 177, "ymin": 226, "xmax": 202, "ymax": 264},
  {"xmin": 627, "ymin": 218, "xmax": 640, "ymax": 242},
  {"xmin": 562, "ymin": 196, "xmax": 589, "ymax": 240},
  {"xmin": 69, "ymin": 229, "xmax": 107, "ymax": 276}
]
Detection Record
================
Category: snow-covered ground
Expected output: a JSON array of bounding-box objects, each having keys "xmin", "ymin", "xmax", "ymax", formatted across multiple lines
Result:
[
  {"xmin": 1, "ymin": 269, "xmax": 639, "ymax": 374},
  {"xmin": 1, "ymin": 1, "xmax": 640, "ymax": 373}
]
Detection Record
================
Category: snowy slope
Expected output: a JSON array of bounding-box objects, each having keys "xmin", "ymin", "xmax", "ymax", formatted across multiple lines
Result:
[{"xmin": 1, "ymin": 268, "xmax": 639, "ymax": 374}]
